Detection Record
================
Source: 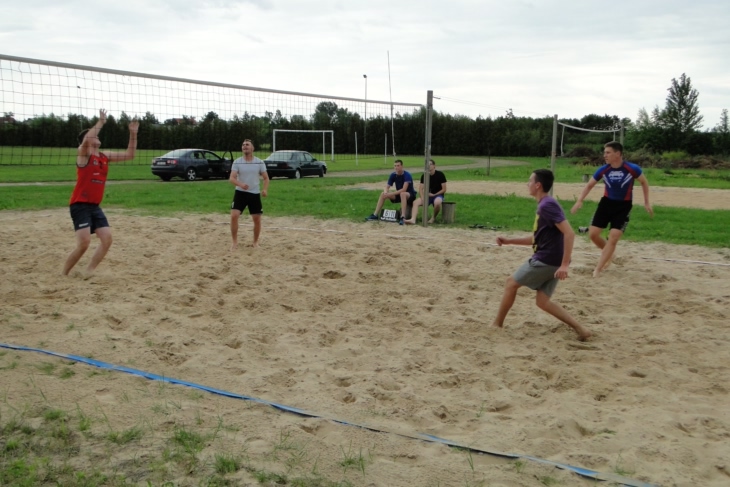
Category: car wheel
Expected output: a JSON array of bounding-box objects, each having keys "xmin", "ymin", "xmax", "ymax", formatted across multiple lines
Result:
[
  {"xmin": 185, "ymin": 167, "xmax": 197, "ymax": 181},
  {"xmin": 294, "ymin": 169, "xmax": 301, "ymax": 179},
  {"xmin": 318, "ymin": 167, "xmax": 324, "ymax": 177},
  {"xmin": 160, "ymin": 175, "xmax": 172, "ymax": 182}
]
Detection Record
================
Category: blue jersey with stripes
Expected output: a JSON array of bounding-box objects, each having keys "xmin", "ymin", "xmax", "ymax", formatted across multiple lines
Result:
[{"xmin": 592, "ymin": 161, "xmax": 643, "ymax": 201}]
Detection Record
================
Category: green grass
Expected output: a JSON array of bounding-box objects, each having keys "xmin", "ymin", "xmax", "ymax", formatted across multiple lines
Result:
[
  {"xmin": 455, "ymin": 156, "xmax": 730, "ymax": 189},
  {"xmin": 1, "ymin": 173, "xmax": 729, "ymax": 248},
  {"xmin": 1, "ymin": 155, "xmax": 729, "ymax": 248}
]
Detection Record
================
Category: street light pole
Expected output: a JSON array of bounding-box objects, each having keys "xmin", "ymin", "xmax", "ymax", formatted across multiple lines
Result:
[{"xmin": 363, "ymin": 74, "xmax": 367, "ymax": 154}]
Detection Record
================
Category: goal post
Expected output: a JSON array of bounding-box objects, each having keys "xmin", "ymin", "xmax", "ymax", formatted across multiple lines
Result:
[{"xmin": 273, "ymin": 129, "xmax": 334, "ymax": 163}]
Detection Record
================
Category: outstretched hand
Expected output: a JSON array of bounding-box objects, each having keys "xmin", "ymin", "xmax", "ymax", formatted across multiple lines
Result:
[
  {"xmin": 99, "ymin": 109, "xmax": 107, "ymax": 124},
  {"xmin": 129, "ymin": 119, "xmax": 139, "ymax": 133}
]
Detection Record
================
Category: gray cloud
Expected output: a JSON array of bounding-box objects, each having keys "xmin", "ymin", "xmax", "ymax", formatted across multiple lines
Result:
[{"xmin": 1, "ymin": 0, "xmax": 727, "ymax": 123}]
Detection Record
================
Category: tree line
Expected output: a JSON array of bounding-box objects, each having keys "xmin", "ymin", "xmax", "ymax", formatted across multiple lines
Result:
[{"xmin": 2, "ymin": 73, "xmax": 727, "ymax": 160}]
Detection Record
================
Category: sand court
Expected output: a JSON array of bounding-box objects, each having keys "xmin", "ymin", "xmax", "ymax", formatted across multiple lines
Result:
[{"xmin": 1, "ymin": 207, "xmax": 729, "ymax": 486}]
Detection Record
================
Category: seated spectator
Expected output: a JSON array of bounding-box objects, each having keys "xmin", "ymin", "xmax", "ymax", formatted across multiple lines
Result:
[
  {"xmin": 365, "ymin": 159, "xmax": 416, "ymax": 225},
  {"xmin": 405, "ymin": 159, "xmax": 447, "ymax": 224}
]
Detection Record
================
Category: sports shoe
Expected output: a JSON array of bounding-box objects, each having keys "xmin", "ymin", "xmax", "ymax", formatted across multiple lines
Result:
[
  {"xmin": 578, "ymin": 226, "xmax": 589, "ymax": 234},
  {"xmin": 399, "ymin": 217, "xmax": 405, "ymax": 225},
  {"xmin": 365, "ymin": 214, "xmax": 379, "ymax": 221}
]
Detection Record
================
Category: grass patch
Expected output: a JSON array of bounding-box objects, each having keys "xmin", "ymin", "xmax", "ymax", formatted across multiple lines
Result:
[
  {"xmin": 1, "ymin": 172, "xmax": 728, "ymax": 248},
  {"xmin": 106, "ymin": 426, "xmax": 143, "ymax": 445}
]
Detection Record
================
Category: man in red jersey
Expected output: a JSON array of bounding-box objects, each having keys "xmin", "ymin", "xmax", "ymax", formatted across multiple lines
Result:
[{"xmin": 62, "ymin": 109, "xmax": 139, "ymax": 276}]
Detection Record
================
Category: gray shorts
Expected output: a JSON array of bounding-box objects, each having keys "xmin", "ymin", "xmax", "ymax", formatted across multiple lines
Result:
[{"xmin": 513, "ymin": 258, "xmax": 560, "ymax": 297}]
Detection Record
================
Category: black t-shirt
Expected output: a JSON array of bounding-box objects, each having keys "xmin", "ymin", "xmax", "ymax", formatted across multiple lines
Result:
[{"xmin": 419, "ymin": 170, "xmax": 447, "ymax": 194}]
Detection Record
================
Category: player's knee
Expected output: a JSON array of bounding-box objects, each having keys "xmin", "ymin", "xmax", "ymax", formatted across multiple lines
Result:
[
  {"xmin": 77, "ymin": 234, "xmax": 92, "ymax": 250},
  {"xmin": 505, "ymin": 276, "xmax": 519, "ymax": 290},
  {"xmin": 77, "ymin": 239, "xmax": 91, "ymax": 252},
  {"xmin": 100, "ymin": 234, "xmax": 113, "ymax": 249},
  {"xmin": 535, "ymin": 292, "xmax": 551, "ymax": 310}
]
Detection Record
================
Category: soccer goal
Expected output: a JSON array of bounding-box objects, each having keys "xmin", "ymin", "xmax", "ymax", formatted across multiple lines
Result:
[
  {"xmin": 557, "ymin": 121, "xmax": 624, "ymax": 157},
  {"xmin": 272, "ymin": 129, "xmax": 334, "ymax": 163}
]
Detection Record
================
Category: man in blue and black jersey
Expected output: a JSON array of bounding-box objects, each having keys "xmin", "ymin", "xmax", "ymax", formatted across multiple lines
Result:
[{"xmin": 571, "ymin": 142, "xmax": 653, "ymax": 277}]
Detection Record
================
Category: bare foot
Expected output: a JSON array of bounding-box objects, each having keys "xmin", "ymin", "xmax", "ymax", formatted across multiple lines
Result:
[
  {"xmin": 491, "ymin": 321, "xmax": 504, "ymax": 329},
  {"xmin": 428, "ymin": 218, "xmax": 435, "ymax": 224},
  {"xmin": 592, "ymin": 268, "xmax": 601, "ymax": 278},
  {"xmin": 251, "ymin": 241, "xmax": 259, "ymax": 248},
  {"xmin": 404, "ymin": 219, "xmax": 415, "ymax": 225},
  {"xmin": 230, "ymin": 242, "xmax": 238, "ymax": 251}
]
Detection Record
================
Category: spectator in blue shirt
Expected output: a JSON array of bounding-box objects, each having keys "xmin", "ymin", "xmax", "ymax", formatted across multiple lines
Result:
[{"xmin": 365, "ymin": 160, "xmax": 416, "ymax": 224}]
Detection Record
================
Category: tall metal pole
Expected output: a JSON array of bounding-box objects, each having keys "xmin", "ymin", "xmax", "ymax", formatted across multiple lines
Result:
[
  {"xmin": 550, "ymin": 114, "xmax": 558, "ymax": 196},
  {"xmin": 422, "ymin": 91, "xmax": 433, "ymax": 227},
  {"xmin": 363, "ymin": 74, "xmax": 367, "ymax": 155}
]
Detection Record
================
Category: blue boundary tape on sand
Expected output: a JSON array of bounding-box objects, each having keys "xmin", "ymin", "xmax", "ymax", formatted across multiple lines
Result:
[{"xmin": 0, "ymin": 342, "xmax": 656, "ymax": 487}]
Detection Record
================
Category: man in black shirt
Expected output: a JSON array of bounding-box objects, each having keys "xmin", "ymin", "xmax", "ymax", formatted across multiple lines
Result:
[{"xmin": 405, "ymin": 159, "xmax": 447, "ymax": 224}]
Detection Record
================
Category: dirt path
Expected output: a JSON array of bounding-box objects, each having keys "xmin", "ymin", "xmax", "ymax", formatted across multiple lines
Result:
[{"xmin": 355, "ymin": 180, "xmax": 730, "ymax": 210}]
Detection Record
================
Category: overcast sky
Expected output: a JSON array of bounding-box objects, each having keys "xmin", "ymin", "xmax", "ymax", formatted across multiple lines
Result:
[{"xmin": 1, "ymin": 0, "xmax": 728, "ymax": 127}]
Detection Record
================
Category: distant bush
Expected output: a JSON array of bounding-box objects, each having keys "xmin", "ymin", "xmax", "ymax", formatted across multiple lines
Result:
[
  {"xmin": 565, "ymin": 146, "xmax": 598, "ymax": 158},
  {"xmin": 661, "ymin": 151, "xmax": 691, "ymax": 162},
  {"xmin": 571, "ymin": 148, "xmax": 730, "ymax": 169}
]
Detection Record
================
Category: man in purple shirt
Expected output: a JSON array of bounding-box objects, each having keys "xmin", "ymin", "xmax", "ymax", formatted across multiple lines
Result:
[
  {"xmin": 571, "ymin": 141, "xmax": 653, "ymax": 277},
  {"xmin": 492, "ymin": 169, "xmax": 592, "ymax": 341}
]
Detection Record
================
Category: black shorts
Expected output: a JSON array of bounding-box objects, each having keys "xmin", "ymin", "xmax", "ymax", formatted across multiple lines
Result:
[
  {"xmin": 592, "ymin": 197, "xmax": 632, "ymax": 232},
  {"xmin": 387, "ymin": 192, "xmax": 413, "ymax": 203},
  {"xmin": 69, "ymin": 203, "xmax": 109, "ymax": 233},
  {"xmin": 231, "ymin": 190, "xmax": 263, "ymax": 215}
]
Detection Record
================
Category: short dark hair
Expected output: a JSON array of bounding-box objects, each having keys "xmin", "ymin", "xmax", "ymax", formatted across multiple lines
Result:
[
  {"xmin": 604, "ymin": 141, "xmax": 623, "ymax": 155},
  {"xmin": 533, "ymin": 169, "xmax": 554, "ymax": 193},
  {"xmin": 77, "ymin": 129, "xmax": 90, "ymax": 145},
  {"xmin": 429, "ymin": 159, "xmax": 436, "ymax": 165},
  {"xmin": 394, "ymin": 159, "xmax": 403, "ymax": 165}
]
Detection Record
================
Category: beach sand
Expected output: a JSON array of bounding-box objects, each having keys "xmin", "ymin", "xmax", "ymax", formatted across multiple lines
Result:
[{"xmin": 1, "ymin": 187, "xmax": 729, "ymax": 485}]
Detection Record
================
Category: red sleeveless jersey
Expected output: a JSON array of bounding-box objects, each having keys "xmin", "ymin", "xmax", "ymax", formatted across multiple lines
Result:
[{"xmin": 69, "ymin": 153, "xmax": 109, "ymax": 205}]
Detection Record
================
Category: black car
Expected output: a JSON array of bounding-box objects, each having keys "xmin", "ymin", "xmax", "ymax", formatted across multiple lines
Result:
[
  {"xmin": 151, "ymin": 149, "xmax": 233, "ymax": 181},
  {"xmin": 264, "ymin": 150, "xmax": 327, "ymax": 179}
]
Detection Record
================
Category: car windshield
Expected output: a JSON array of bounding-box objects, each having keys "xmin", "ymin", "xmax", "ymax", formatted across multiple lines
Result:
[
  {"xmin": 267, "ymin": 153, "xmax": 295, "ymax": 161},
  {"xmin": 160, "ymin": 149, "xmax": 189, "ymax": 158}
]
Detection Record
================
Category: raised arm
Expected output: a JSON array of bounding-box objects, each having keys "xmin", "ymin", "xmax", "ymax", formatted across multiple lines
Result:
[
  {"xmin": 570, "ymin": 178, "xmax": 598, "ymax": 214},
  {"xmin": 106, "ymin": 118, "xmax": 139, "ymax": 163},
  {"xmin": 77, "ymin": 109, "xmax": 107, "ymax": 164}
]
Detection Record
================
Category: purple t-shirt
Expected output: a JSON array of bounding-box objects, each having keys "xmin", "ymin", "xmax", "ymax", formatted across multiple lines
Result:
[{"xmin": 532, "ymin": 196, "xmax": 566, "ymax": 267}]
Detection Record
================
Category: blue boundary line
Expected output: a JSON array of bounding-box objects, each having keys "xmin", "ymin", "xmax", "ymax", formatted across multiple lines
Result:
[{"xmin": 0, "ymin": 342, "xmax": 656, "ymax": 487}]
